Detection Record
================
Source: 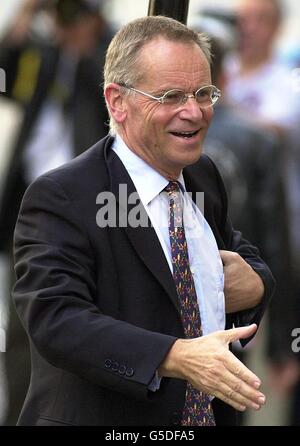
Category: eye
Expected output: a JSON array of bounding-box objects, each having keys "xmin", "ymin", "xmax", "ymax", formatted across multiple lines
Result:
[
  {"xmin": 162, "ymin": 90, "xmax": 185, "ymax": 104},
  {"xmin": 196, "ymin": 87, "xmax": 211, "ymax": 101}
]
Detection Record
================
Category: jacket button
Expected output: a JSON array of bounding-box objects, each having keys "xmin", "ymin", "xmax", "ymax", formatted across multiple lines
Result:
[
  {"xmin": 104, "ymin": 359, "xmax": 112, "ymax": 369},
  {"xmin": 170, "ymin": 411, "xmax": 182, "ymax": 426},
  {"xmin": 125, "ymin": 367, "xmax": 134, "ymax": 377},
  {"xmin": 111, "ymin": 361, "xmax": 119, "ymax": 372},
  {"xmin": 118, "ymin": 365, "xmax": 126, "ymax": 375}
]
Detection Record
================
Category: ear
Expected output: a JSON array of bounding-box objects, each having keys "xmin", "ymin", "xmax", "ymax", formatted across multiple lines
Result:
[{"xmin": 104, "ymin": 83, "xmax": 127, "ymax": 125}]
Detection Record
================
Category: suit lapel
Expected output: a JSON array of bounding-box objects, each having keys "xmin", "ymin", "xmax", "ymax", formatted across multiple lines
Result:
[{"xmin": 104, "ymin": 139, "xmax": 181, "ymax": 316}]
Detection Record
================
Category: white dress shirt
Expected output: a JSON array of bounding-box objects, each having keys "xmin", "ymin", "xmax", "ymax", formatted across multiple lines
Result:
[{"xmin": 112, "ymin": 134, "xmax": 225, "ymax": 336}]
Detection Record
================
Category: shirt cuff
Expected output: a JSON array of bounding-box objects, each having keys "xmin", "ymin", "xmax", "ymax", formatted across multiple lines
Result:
[{"xmin": 148, "ymin": 370, "xmax": 162, "ymax": 392}]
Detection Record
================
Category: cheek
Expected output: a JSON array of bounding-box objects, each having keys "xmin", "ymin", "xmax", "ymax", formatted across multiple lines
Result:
[
  {"xmin": 144, "ymin": 104, "xmax": 164, "ymax": 127},
  {"xmin": 201, "ymin": 109, "xmax": 213, "ymax": 128},
  {"xmin": 144, "ymin": 110, "xmax": 170, "ymax": 139},
  {"xmin": 135, "ymin": 103, "xmax": 160, "ymax": 130},
  {"xmin": 152, "ymin": 106, "xmax": 178, "ymax": 128}
]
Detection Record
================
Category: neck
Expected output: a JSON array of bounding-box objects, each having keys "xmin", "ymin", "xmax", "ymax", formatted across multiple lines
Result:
[{"xmin": 117, "ymin": 132, "xmax": 182, "ymax": 181}]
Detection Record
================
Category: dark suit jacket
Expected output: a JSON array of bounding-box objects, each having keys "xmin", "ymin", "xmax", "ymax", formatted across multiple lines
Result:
[{"xmin": 13, "ymin": 135, "xmax": 275, "ymax": 426}]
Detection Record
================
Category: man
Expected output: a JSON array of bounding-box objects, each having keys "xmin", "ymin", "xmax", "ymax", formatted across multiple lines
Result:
[
  {"xmin": 0, "ymin": 0, "xmax": 112, "ymax": 425},
  {"xmin": 13, "ymin": 16, "xmax": 274, "ymax": 426}
]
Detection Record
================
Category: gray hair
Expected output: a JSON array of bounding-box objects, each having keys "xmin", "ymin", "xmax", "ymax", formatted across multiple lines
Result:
[{"xmin": 104, "ymin": 15, "xmax": 212, "ymax": 134}]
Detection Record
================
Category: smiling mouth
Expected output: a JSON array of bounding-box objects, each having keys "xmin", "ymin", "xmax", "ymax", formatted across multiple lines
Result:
[{"xmin": 170, "ymin": 130, "xmax": 200, "ymax": 139}]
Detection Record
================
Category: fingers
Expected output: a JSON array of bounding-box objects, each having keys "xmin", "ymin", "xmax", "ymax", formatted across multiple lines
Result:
[
  {"xmin": 199, "ymin": 351, "xmax": 266, "ymax": 412},
  {"xmin": 225, "ymin": 348, "xmax": 262, "ymax": 389},
  {"xmin": 214, "ymin": 380, "xmax": 265, "ymax": 412},
  {"xmin": 215, "ymin": 368, "xmax": 266, "ymax": 411},
  {"xmin": 179, "ymin": 328, "xmax": 266, "ymax": 413},
  {"xmin": 199, "ymin": 329, "xmax": 265, "ymax": 411},
  {"xmin": 224, "ymin": 324, "xmax": 257, "ymax": 344}
]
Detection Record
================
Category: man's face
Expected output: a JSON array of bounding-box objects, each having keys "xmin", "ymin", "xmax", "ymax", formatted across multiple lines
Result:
[
  {"xmin": 237, "ymin": 0, "xmax": 280, "ymax": 54},
  {"xmin": 120, "ymin": 38, "xmax": 213, "ymax": 179}
]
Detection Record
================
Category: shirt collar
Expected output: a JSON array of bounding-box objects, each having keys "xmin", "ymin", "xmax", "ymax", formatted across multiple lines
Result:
[{"xmin": 112, "ymin": 134, "xmax": 185, "ymax": 206}]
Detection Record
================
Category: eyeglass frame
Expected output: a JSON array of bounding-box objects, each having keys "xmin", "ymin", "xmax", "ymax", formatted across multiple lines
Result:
[{"xmin": 119, "ymin": 83, "xmax": 221, "ymax": 108}]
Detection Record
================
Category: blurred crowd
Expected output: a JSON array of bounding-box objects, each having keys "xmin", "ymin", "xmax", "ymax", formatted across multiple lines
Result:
[
  {"xmin": 0, "ymin": 0, "xmax": 114, "ymax": 425},
  {"xmin": 196, "ymin": 0, "xmax": 300, "ymax": 426},
  {"xmin": 0, "ymin": 0, "xmax": 300, "ymax": 426}
]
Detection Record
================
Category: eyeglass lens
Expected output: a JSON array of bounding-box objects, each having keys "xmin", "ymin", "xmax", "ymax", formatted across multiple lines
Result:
[{"xmin": 163, "ymin": 87, "xmax": 218, "ymax": 107}]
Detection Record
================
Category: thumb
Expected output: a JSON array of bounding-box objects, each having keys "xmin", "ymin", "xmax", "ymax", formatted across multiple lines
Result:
[{"xmin": 225, "ymin": 324, "xmax": 257, "ymax": 344}]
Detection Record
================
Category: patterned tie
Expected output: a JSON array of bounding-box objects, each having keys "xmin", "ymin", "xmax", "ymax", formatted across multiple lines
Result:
[{"xmin": 164, "ymin": 181, "xmax": 215, "ymax": 426}]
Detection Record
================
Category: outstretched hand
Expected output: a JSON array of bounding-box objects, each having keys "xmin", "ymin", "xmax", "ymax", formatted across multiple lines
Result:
[{"xmin": 159, "ymin": 324, "xmax": 266, "ymax": 412}]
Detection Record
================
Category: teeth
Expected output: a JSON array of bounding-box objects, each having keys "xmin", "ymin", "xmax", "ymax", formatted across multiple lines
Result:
[{"xmin": 172, "ymin": 130, "xmax": 198, "ymax": 137}]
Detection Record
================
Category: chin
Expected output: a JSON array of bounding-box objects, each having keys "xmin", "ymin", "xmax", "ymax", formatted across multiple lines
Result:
[{"xmin": 183, "ymin": 147, "xmax": 203, "ymax": 166}]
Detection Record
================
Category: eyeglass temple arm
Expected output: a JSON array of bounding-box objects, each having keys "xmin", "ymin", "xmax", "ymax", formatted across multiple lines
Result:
[{"xmin": 124, "ymin": 86, "xmax": 164, "ymax": 103}]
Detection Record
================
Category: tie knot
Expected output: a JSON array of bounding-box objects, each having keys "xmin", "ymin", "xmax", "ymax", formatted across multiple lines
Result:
[{"xmin": 164, "ymin": 181, "xmax": 180, "ymax": 194}]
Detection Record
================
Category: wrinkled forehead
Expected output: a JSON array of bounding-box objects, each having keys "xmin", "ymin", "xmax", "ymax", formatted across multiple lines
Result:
[
  {"xmin": 138, "ymin": 36, "xmax": 208, "ymax": 62},
  {"xmin": 136, "ymin": 37, "xmax": 211, "ymax": 86}
]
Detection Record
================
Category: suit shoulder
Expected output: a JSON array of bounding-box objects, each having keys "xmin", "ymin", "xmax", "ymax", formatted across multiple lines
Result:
[
  {"xmin": 185, "ymin": 153, "xmax": 220, "ymax": 181},
  {"xmin": 30, "ymin": 136, "xmax": 113, "ymax": 198},
  {"xmin": 198, "ymin": 153, "xmax": 217, "ymax": 169},
  {"xmin": 183, "ymin": 154, "xmax": 227, "ymax": 208}
]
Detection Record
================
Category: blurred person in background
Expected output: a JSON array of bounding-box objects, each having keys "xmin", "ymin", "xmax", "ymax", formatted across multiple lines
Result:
[
  {"xmin": 225, "ymin": 0, "xmax": 300, "ymax": 137},
  {"xmin": 0, "ymin": 0, "xmax": 113, "ymax": 425},
  {"xmin": 224, "ymin": 0, "xmax": 300, "ymax": 425},
  {"xmin": 191, "ymin": 13, "xmax": 295, "ymax": 423}
]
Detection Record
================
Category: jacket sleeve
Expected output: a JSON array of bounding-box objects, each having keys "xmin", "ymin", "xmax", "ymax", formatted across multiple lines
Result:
[
  {"xmin": 13, "ymin": 174, "xmax": 176, "ymax": 401},
  {"xmin": 224, "ymin": 221, "xmax": 275, "ymax": 340}
]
